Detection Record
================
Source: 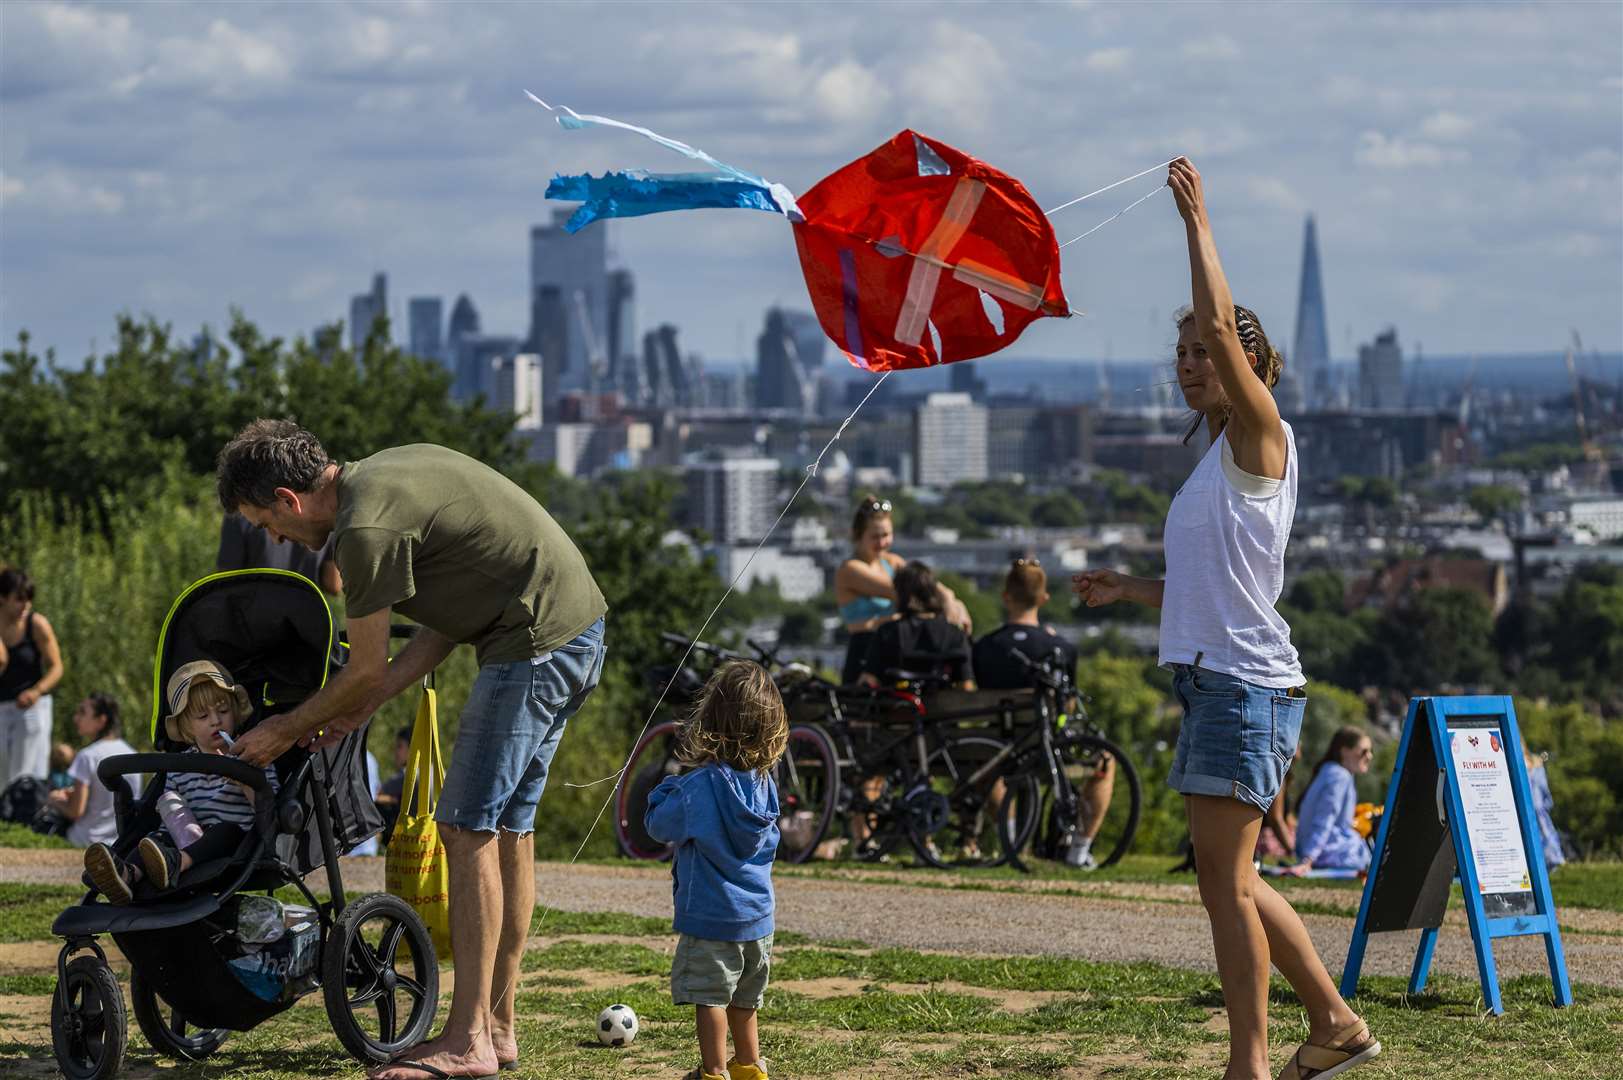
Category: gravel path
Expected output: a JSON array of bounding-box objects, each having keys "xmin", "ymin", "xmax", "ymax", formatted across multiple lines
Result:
[{"xmin": 7, "ymin": 849, "xmax": 1618, "ymax": 990}]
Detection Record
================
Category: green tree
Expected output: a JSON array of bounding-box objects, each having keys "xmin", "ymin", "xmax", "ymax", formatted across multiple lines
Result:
[
  {"xmin": 1, "ymin": 313, "xmax": 521, "ymax": 523},
  {"xmin": 1466, "ymin": 484, "xmax": 1524, "ymax": 523},
  {"xmin": 1032, "ymin": 491, "xmax": 1089, "ymax": 528},
  {"xmin": 1285, "ymin": 569, "xmax": 1347, "ymax": 615}
]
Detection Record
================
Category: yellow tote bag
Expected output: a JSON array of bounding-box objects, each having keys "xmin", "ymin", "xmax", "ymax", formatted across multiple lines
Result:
[{"xmin": 384, "ymin": 686, "xmax": 452, "ymax": 962}]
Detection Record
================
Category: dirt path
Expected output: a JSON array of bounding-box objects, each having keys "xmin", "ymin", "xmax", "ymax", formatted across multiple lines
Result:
[{"xmin": 7, "ymin": 849, "xmax": 1618, "ymax": 989}]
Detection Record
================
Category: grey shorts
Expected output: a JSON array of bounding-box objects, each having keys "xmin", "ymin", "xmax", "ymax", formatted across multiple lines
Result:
[{"xmin": 671, "ymin": 932, "xmax": 773, "ymax": 1009}]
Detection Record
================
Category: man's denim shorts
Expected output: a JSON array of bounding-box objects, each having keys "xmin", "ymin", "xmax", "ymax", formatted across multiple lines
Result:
[
  {"xmin": 670, "ymin": 932, "xmax": 773, "ymax": 1009},
  {"xmin": 437, "ymin": 617, "xmax": 606, "ymax": 834},
  {"xmin": 1166, "ymin": 663, "xmax": 1305, "ymax": 812}
]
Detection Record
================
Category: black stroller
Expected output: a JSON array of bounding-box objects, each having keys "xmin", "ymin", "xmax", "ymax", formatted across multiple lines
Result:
[{"xmin": 49, "ymin": 570, "xmax": 440, "ymax": 1079}]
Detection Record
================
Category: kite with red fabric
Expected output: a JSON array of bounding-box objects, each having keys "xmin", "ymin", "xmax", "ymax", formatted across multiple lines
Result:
[
  {"xmin": 792, "ymin": 130, "xmax": 1068, "ymax": 372},
  {"xmin": 532, "ymin": 95, "xmax": 1071, "ymax": 373}
]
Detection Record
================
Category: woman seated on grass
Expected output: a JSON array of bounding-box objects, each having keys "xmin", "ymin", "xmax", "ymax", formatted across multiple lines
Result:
[{"xmin": 1287, "ymin": 726, "xmax": 1373, "ymax": 876}]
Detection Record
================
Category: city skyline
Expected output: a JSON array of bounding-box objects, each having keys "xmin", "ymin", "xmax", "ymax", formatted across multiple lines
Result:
[{"xmin": 2, "ymin": 2, "xmax": 1619, "ymax": 369}]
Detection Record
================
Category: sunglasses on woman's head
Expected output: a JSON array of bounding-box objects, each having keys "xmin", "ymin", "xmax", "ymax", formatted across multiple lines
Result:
[
  {"xmin": 866, "ymin": 499, "xmax": 892, "ymax": 512},
  {"xmin": 1014, "ymin": 557, "xmax": 1041, "ymax": 568}
]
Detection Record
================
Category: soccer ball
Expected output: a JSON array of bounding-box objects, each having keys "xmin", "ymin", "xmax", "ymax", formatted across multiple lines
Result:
[{"xmin": 597, "ymin": 1003, "xmax": 639, "ymax": 1047}]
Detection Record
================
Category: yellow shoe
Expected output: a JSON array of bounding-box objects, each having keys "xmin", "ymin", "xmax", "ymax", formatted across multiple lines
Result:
[
  {"xmin": 728, "ymin": 1059, "xmax": 769, "ymax": 1080},
  {"xmin": 681, "ymin": 1069, "xmax": 726, "ymax": 1080}
]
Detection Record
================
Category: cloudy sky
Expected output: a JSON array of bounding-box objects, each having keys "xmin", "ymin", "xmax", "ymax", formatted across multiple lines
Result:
[{"xmin": 2, "ymin": 1, "xmax": 1619, "ymax": 371}]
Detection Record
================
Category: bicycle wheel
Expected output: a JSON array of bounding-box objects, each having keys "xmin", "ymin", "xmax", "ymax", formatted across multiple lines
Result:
[
  {"xmin": 774, "ymin": 725, "xmax": 841, "ymax": 864},
  {"xmin": 614, "ymin": 720, "xmax": 685, "ymax": 860},
  {"xmin": 909, "ymin": 734, "xmax": 1036, "ymax": 870},
  {"xmin": 1051, "ymin": 733, "xmax": 1142, "ymax": 869}
]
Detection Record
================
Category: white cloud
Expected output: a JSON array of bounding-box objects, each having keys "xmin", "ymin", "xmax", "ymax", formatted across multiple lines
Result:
[
  {"xmin": 1355, "ymin": 131, "xmax": 1469, "ymax": 169},
  {"xmin": 1246, "ymin": 176, "xmax": 1304, "ymax": 213},
  {"xmin": 813, "ymin": 60, "xmax": 891, "ymax": 123},
  {"xmin": 0, "ymin": 172, "xmax": 23, "ymax": 201},
  {"xmin": 1084, "ymin": 47, "xmax": 1132, "ymax": 73},
  {"xmin": 898, "ymin": 22, "xmax": 1009, "ymax": 126},
  {"xmin": 1420, "ymin": 110, "xmax": 1475, "ymax": 140},
  {"xmin": 1182, "ymin": 35, "xmax": 1240, "ymax": 61},
  {"xmin": 1397, "ymin": 271, "xmax": 1456, "ymax": 314}
]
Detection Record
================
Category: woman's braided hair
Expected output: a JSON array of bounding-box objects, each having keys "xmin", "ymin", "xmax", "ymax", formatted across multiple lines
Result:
[{"xmin": 1177, "ymin": 304, "xmax": 1284, "ymax": 444}]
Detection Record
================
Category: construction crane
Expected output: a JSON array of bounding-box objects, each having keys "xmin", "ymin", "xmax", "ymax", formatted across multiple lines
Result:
[
  {"xmin": 1566, "ymin": 329, "xmax": 1604, "ymax": 463},
  {"xmin": 572, "ymin": 288, "xmax": 609, "ymax": 391}
]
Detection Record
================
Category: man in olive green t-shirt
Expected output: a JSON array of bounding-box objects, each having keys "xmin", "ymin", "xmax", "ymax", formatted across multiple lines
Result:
[{"xmin": 219, "ymin": 419, "xmax": 605, "ymax": 1080}]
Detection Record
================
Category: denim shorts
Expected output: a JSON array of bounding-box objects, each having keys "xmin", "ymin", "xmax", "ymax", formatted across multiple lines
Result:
[
  {"xmin": 671, "ymin": 932, "xmax": 773, "ymax": 1009},
  {"xmin": 1166, "ymin": 664, "xmax": 1305, "ymax": 812},
  {"xmin": 437, "ymin": 618, "xmax": 606, "ymax": 833}
]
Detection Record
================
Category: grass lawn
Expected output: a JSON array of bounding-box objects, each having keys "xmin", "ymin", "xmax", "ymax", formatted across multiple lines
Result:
[{"xmin": 1, "ymin": 880, "xmax": 1618, "ymax": 1079}]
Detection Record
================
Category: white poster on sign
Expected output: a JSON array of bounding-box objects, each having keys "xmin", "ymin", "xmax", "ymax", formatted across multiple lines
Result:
[{"xmin": 1447, "ymin": 726, "xmax": 1533, "ymax": 895}]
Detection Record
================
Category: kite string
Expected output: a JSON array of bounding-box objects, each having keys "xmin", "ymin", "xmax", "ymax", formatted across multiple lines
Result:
[
  {"xmin": 548, "ymin": 369, "xmax": 893, "ymax": 855},
  {"xmin": 1044, "ymin": 158, "xmax": 1176, "ymax": 216},
  {"xmin": 1058, "ymin": 185, "xmax": 1166, "ymax": 250}
]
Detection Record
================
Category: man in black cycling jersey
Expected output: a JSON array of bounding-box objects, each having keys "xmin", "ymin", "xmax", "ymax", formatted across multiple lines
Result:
[{"xmin": 973, "ymin": 558, "xmax": 1113, "ymax": 869}]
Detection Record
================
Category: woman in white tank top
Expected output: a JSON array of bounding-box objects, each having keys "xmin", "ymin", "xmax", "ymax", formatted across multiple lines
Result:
[{"xmin": 1072, "ymin": 160, "xmax": 1380, "ymax": 1080}]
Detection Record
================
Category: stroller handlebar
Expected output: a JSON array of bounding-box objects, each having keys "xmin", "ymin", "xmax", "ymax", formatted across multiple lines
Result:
[{"xmin": 98, "ymin": 752, "xmax": 278, "ymax": 843}]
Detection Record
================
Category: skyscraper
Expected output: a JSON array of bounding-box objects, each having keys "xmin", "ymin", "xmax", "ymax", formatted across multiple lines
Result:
[
  {"xmin": 408, "ymin": 297, "xmax": 444, "ymax": 368},
  {"xmin": 1358, "ymin": 328, "xmax": 1405, "ymax": 411},
  {"xmin": 949, "ymin": 359, "xmax": 987, "ymax": 403},
  {"xmin": 684, "ymin": 457, "xmax": 779, "ymax": 543},
  {"xmin": 605, "ymin": 269, "xmax": 638, "ymax": 399},
  {"xmin": 914, "ymin": 392, "xmax": 988, "ymax": 487},
  {"xmin": 528, "ymin": 209, "xmax": 608, "ymax": 394},
  {"xmin": 446, "ymin": 294, "xmax": 480, "ymax": 397},
  {"xmin": 1291, "ymin": 217, "xmax": 1331, "ymax": 409},
  {"xmin": 755, "ymin": 308, "xmax": 825, "ymax": 413},
  {"xmin": 349, "ymin": 272, "xmax": 388, "ymax": 351}
]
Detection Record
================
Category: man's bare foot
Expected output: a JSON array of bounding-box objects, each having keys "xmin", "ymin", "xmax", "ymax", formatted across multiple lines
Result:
[
  {"xmin": 369, "ymin": 1032, "xmax": 499, "ymax": 1080},
  {"xmin": 490, "ymin": 1025, "xmax": 518, "ymax": 1069}
]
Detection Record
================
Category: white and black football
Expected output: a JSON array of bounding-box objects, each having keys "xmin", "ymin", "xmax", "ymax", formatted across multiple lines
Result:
[{"xmin": 596, "ymin": 1003, "xmax": 639, "ymax": 1047}]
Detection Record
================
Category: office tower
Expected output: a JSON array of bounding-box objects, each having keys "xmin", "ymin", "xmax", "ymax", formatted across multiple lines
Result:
[
  {"xmin": 914, "ymin": 392, "xmax": 988, "ymax": 487},
  {"xmin": 455, "ymin": 333, "xmax": 521, "ymax": 404},
  {"xmin": 532, "ymin": 284, "xmax": 570, "ymax": 417},
  {"xmin": 1292, "ymin": 216, "xmax": 1331, "ymax": 408},
  {"xmin": 349, "ymin": 272, "xmax": 388, "ymax": 351},
  {"xmin": 754, "ymin": 308, "xmax": 825, "ymax": 413},
  {"xmin": 408, "ymin": 297, "xmax": 444, "ymax": 368},
  {"xmin": 643, "ymin": 324, "xmax": 686, "ymax": 407},
  {"xmin": 1358, "ymin": 328, "xmax": 1405, "ymax": 411},
  {"xmin": 949, "ymin": 359, "xmax": 987, "ymax": 403},
  {"xmin": 484, "ymin": 353, "xmax": 544, "ymax": 430},
  {"xmin": 445, "ymin": 294, "xmax": 481, "ymax": 390},
  {"xmin": 528, "ymin": 209, "xmax": 608, "ymax": 394},
  {"xmin": 684, "ymin": 457, "xmax": 779, "ymax": 543},
  {"xmin": 606, "ymin": 269, "xmax": 639, "ymax": 399}
]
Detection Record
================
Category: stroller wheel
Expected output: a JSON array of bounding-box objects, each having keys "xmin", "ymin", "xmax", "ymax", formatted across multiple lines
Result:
[
  {"xmin": 131, "ymin": 968, "xmax": 228, "ymax": 1062},
  {"xmin": 51, "ymin": 954, "xmax": 128, "ymax": 1080},
  {"xmin": 324, "ymin": 892, "xmax": 440, "ymax": 1064}
]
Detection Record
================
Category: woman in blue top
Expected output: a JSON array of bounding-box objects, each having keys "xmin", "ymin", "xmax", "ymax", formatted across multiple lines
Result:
[
  {"xmin": 834, "ymin": 495, "xmax": 970, "ymax": 686},
  {"xmin": 1289, "ymin": 727, "xmax": 1373, "ymax": 876}
]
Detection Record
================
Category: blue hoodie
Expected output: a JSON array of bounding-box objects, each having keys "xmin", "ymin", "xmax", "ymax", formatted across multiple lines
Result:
[{"xmin": 644, "ymin": 762, "xmax": 779, "ymax": 941}]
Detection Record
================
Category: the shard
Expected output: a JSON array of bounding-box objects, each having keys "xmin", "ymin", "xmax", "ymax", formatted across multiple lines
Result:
[{"xmin": 1292, "ymin": 216, "xmax": 1331, "ymax": 409}]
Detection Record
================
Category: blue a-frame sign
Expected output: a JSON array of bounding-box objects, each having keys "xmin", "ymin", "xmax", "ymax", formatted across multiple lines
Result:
[{"xmin": 1341, "ymin": 695, "xmax": 1571, "ymax": 1014}]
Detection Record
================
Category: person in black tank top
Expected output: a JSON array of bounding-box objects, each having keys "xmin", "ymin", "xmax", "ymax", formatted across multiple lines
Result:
[
  {"xmin": 972, "ymin": 559, "xmax": 1111, "ymax": 868},
  {"xmin": 1, "ymin": 567, "xmax": 64, "ymax": 786}
]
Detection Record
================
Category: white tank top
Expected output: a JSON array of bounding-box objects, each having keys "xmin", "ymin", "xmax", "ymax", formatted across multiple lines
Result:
[{"xmin": 1158, "ymin": 421, "xmax": 1303, "ymax": 688}]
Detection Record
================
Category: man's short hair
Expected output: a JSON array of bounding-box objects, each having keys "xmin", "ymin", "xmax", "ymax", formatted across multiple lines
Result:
[
  {"xmin": 1004, "ymin": 559, "xmax": 1047, "ymax": 609},
  {"xmin": 216, "ymin": 419, "xmax": 331, "ymax": 512}
]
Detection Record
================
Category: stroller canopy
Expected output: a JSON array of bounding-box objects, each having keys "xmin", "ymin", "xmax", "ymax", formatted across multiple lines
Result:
[{"xmin": 151, "ymin": 570, "xmax": 334, "ymax": 748}]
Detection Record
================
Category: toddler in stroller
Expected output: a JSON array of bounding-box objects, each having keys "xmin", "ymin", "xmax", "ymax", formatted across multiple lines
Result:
[
  {"xmin": 50, "ymin": 570, "xmax": 440, "ymax": 1080},
  {"xmin": 83, "ymin": 660, "xmax": 279, "ymax": 903}
]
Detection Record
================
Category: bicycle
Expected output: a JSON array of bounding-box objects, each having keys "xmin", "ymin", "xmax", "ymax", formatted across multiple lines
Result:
[
  {"xmin": 991, "ymin": 653, "xmax": 1142, "ymax": 872},
  {"xmin": 613, "ymin": 633, "xmax": 842, "ymax": 865}
]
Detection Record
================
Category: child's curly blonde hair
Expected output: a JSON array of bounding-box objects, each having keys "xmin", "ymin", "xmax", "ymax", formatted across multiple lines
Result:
[{"xmin": 677, "ymin": 660, "xmax": 788, "ymax": 775}]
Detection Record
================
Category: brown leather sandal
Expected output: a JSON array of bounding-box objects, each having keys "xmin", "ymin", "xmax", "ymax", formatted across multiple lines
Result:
[{"xmin": 1277, "ymin": 1018, "xmax": 1382, "ymax": 1080}]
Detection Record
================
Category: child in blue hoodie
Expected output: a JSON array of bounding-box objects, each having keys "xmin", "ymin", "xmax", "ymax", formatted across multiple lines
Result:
[{"xmin": 646, "ymin": 660, "xmax": 786, "ymax": 1080}]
